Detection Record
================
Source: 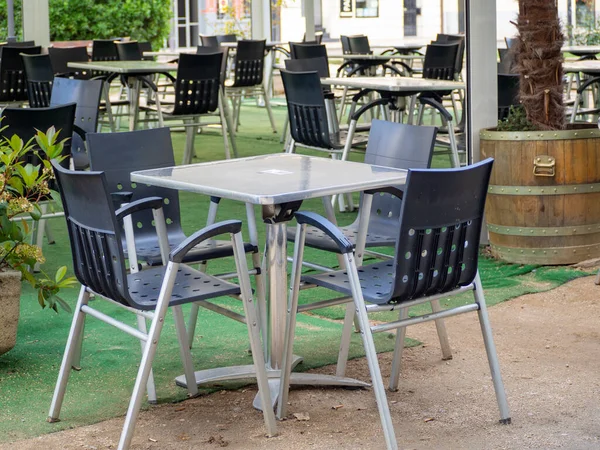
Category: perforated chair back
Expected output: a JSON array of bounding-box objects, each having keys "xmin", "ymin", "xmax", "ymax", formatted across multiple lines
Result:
[
  {"xmin": 200, "ymin": 35, "xmax": 219, "ymax": 48},
  {"xmin": 172, "ymin": 52, "xmax": 223, "ymax": 115},
  {"xmin": 87, "ymin": 128, "xmax": 187, "ymax": 263},
  {"xmin": 361, "ymin": 120, "xmax": 437, "ymax": 237},
  {"xmin": 289, "ymin": 43, "xmax": 327, "ymax": 60},
  {"xmin": 232, "ymin": 40, "xmax": 266, "ymax": 87},
  {"xmin": 115, "ymin": 41, "xmax": 142, "ymax": 61},
  {"xmin": 51, "ymin": 162, "xmax": 133, "ymax": 307},
  {"xmin": 216, "ymin": 34, "xmax": 237, "ymax": 44},
  {"xmin": 0, "ymin": 45, "xmax": 42, "ymax": 102},
  {"xmin": 22, "ymin": 53, "xmax": 54, "ymax": 107},
  {"xmin": 389, "ymin": 159, "xmax": 493, "ymax": 303},
  {"xmin": 0, "ymin": 103, "xmax": 76, "ymax": 168},
  {"xmin": 434, "ymin": 33, "xmax": 465, "ymax": 75},
  {"xmin": 348, "ymin": 35, "xmax": 371, "ymax": 54},
  {"xmin": 281, "ymin": 69, "xmax": 332, "ymax": 148},
  {"xmin": 422, "ymin": 43, "xmax": 459, "ymax": 80},
  {"xmin": 497, "ymin": 74, "xmax": 520, "ymax": 121},
  {"xmin": 91, "ymin": 40, "xmax": 118, "ymax": 61},
  {"xmin": 48, "ymin": 46, "xmax": 90, "ymax": 79},
  {"xmin": 284, "ymin": 57, "xmax": 330, "ymax": 78}
]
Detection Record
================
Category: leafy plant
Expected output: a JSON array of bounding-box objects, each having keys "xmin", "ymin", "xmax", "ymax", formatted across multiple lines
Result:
[
  {"xmin": 0, "ymin": 126, "xmax": 76, "ymax": 312},
  {"xmin": 497, "ymin": 105, "xmax": 536, "ymax": 131}
]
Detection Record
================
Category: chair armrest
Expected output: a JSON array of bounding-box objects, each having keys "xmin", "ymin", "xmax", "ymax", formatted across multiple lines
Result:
[
  {"xmin": 364, "ymin": 186, "xmax": 404, "ymax": 199},
  {"xmin": 351, "ymin": 97, "xmax": 390, "ymax": 121},
  {"xmin": 73, "ymin": 125, "xmax": 87, "ymax": 142},
  {"xmin": 294, "ymin": 211, "xmax": 353, "ymax": 254},
  {"xmin": 335, "ymin": 61, "xmax": 354, "ymax": 77},
  {"xmin": 170, "ymin": 219, "xmax": 242, "ymax": 263},
  {"xmin": 115, "ymin": 196, "xmax": 163, "ymax": 220},
  {"xmin": 418, "ymin": 95, "xmax": 453, "ymax": 122},
  {"xmin": 577, "ymin": 76, "xmax": 600, "ymax": 93},
  {"xmin": 110, "ymin": 191, "xmax": 134, "ymax": 210}
]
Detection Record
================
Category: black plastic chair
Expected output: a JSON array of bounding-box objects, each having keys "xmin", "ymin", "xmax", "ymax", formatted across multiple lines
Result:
[
  {"xmin": 48, "ymin": 46, "xmax": 91, "ymax": 79},
  {"xmin": 216, "ymin": 34, "xmax": 237, "ymax": 44},
  {"xmin": 0, "ymin": 40, "xmax": 35, "ymax": 58},
  {"xmin": 200, "ymin": 35, "xmax": 219, "ymax": 47},
  {"xmin": 505, "ymin": 37, "xmax": 517, "ymax": 49},
  {"xmin": 139, "ymin": 42, "xmax": 154, "ymax": 61},
  {"xmin": 434, "ymin": 33, "xmax": 465, "ymax": 78},
  {"xmin": 281, "ymin": 69, "xmax": 371, "ymax": 159},
  {"xmin": 50, "ymin": 77, "xmax": 104, "ymax": 170},
  {"xmin": 224, "ymin": 39, "xmax": 277, "ymax": 134},
  {"xmin": 91, "ymin": 39, "xmax": 119, "ymax": 80},
  {"xmin": 289, "ymin": 42, "xmax": 328, "ymax": 60},
  {"xmin": 284, "ymin": 57, "xmax": 330, "ymax": 78},
  {"xmin": 21, "ymin": 53, "xmax": 54, "ymax": 107},
  {"xmin": 144, "ymin": 52, "xmax": 237, "ymax": 162},
  {"xmin": 497, "ymin": 74, "xmax": 520, "ymax": 120},
  {"xmin": 498, "ymin": 48, "xmax": 516, "ymax": 74},
  {"xmin": 47, "ymin": 161, "xmax": 276, "ymax": 450},
  {"xmin": 115, "ymin": 41, "xmax": 143, "ymax": 61},
  {"xmin": 0, "ymin": 45, "xmax": 42, "ymax": 105},
  {"xmin": 302, "ymin": 31, "xmax": 323, "ymax": 43},
  {"xmin": 278, "ymin": 159, "xmax": 510, "ymax": 450}
]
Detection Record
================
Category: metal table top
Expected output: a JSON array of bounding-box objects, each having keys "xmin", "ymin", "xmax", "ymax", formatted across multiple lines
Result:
[
  {"xmin": 321, "ymin": 76, "xmax": 464, "ymax": 92},
  {"xmin": 67, "ymin": 60, "xmax": 177, "ymax": 74},
  {"xmin": 131, "ymin": 154, "xmax": 408, "ymax": 205}
]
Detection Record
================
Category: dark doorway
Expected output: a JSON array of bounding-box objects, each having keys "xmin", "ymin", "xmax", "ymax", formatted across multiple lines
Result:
[{"xmin": 404, "ymin": 0, "xmax": 418, "ymax": 36}]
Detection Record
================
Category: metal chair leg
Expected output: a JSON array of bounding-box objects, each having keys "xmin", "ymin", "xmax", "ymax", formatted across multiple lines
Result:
[
  {"xmin": 262, "ymin": 85, "xmax": 277, "ymax": 134},
  {"xmin": 430, "ymin": 299, "xmax": 453, "ymax": 360},
  {"xmin": 182, "ymin": 119, "xmax": 195, "ymax": 165},
  {"xmin": 172, "ymin": 305, "xmax": 199, "ymax": 397},
  {"xmin": 388, "ymin": 307, "xmax": 408, "ymax": 392},
  {"xmin": 48, "ymin": 286, "xmax": 90, "ymax": 422},
  {"xmin": 335, "ymin": 302, "xmax": 355, "ymax": 378},
  {"xmin": 136, "ymin": 314, "xmax": 157, "ymax": 404}
]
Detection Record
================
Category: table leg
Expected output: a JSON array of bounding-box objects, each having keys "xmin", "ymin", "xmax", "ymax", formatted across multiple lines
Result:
[{"xmin": 129, "ymin": 77, "xmax": 141, "ymax": 131}]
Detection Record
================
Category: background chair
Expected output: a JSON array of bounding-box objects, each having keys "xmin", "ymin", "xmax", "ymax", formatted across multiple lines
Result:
[
  {"xmin": 145, "ymin": 52, "xmax": 237, "ymax": 163},
  {"xmin": 48, "ymin": 46, "xmax": 91, "ymax": 79},
  {"xmin": 47, "ymin": 162, "xmax": 276, "ymax": 450},
  {"xmin": 200, "ymin": 35, "xmax": 219, "ymax": 48},
  {"xmin": 216, "ymin": 34, "xmax": 237, "ymax": 44},
  {"xmin": 224, "ymin": 39, "xmax": 277, "ymax": 134},
  {"xmin": 115, "ymin": 40, "xmax": 143, "ymax": 61},
  {"xmin": 0, "ymin": 45, "xmax": 42, "ymax": 106},
  {"xmin": 21, "ymin": 53, "xmax": 54, "ymax": 107},
  {"xmin": 289, "ymin": 42, "xmax": 328, "ymax": 60},
  {"xmin": 278, "ymin": 159, "xmax": 510, "ymax": 450}
]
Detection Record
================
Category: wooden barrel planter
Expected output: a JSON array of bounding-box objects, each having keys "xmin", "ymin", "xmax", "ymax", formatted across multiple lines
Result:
[{"xmin": 480, "ymin": 125, "xmax": 600, "ymax": 265}]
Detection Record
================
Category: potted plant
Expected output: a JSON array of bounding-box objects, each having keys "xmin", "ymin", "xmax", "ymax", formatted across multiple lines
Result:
[
  {"xmin": 0, "ymin": 127, "xmax": 76, "ymax": 356},
  {"xmin": 480, "ymin": 0, "xmax": 600, "ymax": 265}
]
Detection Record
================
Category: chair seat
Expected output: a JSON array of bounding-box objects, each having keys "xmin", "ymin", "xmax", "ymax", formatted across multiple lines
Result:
[
  {"xmin": 128, "ymin": 264, "xmax": 241, "ymax": 310},
  {"xmin": 133, "ymin": 235, "xmax": 258, "ymax": 266},
  {"xmin": 287, "ymin": 224, "xmax": 396, "ymax": 253},
  {"xmin": 142, "ymin": 103, "xmax": 220, "ymax": 120},
  {"xmin": 302, "ymin": 261, "xmax": 395, "ymax": 305}
]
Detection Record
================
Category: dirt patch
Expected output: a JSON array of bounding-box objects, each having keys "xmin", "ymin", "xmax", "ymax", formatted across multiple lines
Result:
[{"xmin": 3, "ymin": 276, "xmax": 600, "ymax": 449}]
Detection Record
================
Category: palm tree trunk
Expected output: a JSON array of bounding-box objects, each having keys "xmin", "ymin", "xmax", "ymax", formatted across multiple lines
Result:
[{"xmin": 515, "ymin": 0, "xmax": 565, "ymax": 130}]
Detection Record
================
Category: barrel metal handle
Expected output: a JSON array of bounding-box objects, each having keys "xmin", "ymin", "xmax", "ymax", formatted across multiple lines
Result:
[{"xmin": 533, "ymin": 155, "xmax": 556, "ymax": 177}]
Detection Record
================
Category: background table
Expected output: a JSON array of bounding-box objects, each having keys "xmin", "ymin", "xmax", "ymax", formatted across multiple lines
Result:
[{"xmin": 131, "ymin": 154, "xmax": 408, "ymax": 407}]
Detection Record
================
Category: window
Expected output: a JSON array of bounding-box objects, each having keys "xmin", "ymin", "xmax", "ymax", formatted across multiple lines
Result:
[{"xmin": 355, "ymin": 0, "xmax": 378, "ymax": 17}]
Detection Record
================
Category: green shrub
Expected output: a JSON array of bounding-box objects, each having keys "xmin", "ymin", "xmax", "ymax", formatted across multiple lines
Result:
[{"xmin": 0, "ymin": 0, "xmax": 171, "ymax": 50}]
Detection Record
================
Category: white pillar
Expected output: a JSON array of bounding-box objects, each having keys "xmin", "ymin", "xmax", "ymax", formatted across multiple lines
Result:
[
  {"xmin": 304, "ymin": 0, "xmax": 315, "ymax": 41},
  {"xmin": 252, "ymin": 0, "xmax": 271, "ymax": 40},
  {"xmin": 465, "ymin": 0, "xmax": 497, "ymax": 164},
  {"xmin": 22, "ymin": 0, "xmax": 50, "ymax": 47}
]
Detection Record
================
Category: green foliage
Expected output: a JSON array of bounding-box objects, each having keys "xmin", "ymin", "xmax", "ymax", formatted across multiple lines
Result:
[
  {"xmin": 497, "ymin": 105, "xmax": 536, "ymax": 131},
  {"xmin": 0, "ymin": 0, "xmax": 171, "ymax": 50},
  {"xmin": 0, "ymin": 127, "xmax": 76, "ymax": 313}
]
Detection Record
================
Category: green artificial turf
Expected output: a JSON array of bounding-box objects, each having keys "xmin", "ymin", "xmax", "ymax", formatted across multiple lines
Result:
[{"xmin": 0, "ymin": 102, "xmax": 591, "ymax": 443}]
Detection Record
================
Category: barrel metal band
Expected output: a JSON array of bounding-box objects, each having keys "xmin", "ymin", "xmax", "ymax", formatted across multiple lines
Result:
[
  {"xmin": 488, "ymin": 223, "xmax": 600, "ymax": 236},
  {"xmin": 488, "ymin": 182, "xmax": 600, "ymax": 195},
  {"xmin": 490, "ymin": 243, "xmax": 600, "ymax": 264},
  {"xmin": 480, "ymin": 128, "xmax": 600, "ymax": 141}
]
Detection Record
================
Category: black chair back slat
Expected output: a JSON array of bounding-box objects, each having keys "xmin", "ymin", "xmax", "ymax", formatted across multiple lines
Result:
[
  {"xmin": 390, "ymin": 159, "xmax": 493, "ymax": 303},
  {"xmin": 52, "ymin": 162, "xmax": 132, "ymax": 306},
  {"xmin": 0, "ymin": 45, "xmax": 42, "ymax": 102},
  {"xmin": 48, "ymin": 46, "xmax": 90, "ymax": 79},
  {"xmin": 422, "ymin": 43, "xmax": 460, "ymax": 80},
  {"xmin": 172, "ymin": 52, "xmax": 222, "ymax": 115},
  {"xmin": 22, "ymin": 53, "xmax": 54, "ymax": 107},
  {"xmin": 232, "ymin": 40, "xmax": 266, "ymax": 87},
  {"xmin": 281, "ymin": 70, "xmax": 332, "ymax": 148}
]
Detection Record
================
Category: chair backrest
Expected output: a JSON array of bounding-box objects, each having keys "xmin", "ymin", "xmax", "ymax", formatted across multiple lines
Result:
[
  {"xmin": 361, "ymin": 119, "xmax": 437, "ymax": 237},
  {"xmin": 434, "ymin": 33, "xmax": 465, "ymax": 75},
  {"xmin": 289, "ymin": 42, "xmax": 328, "ymax": 60},
  {"xmin": 91, "ymin": 39, "xmax": 118, "ymax": 61},
  {"xmin": 22, "ymin": 53, "xmax": 54, "ymax": 107},
  {"xmin": 51, "ymin": 161, "xmax": 133, "ymax": 306},
  {"xmin": 48, "ymin": 46, "xmax": 90, "ymax": 79},
  {"xmin": 0, "ymin": 40, "xmax": 35, "ymax": 58},
  {"xmin": 285, "ymin": 57, "xmax": 330, "ymax": 78},
  {"xmin": 348, "ymin": 35, "xmax": 371, "ymax": 54},
  {"xmin": 139, "ymin": 42, "xmax": 154, "ymax": 61},
  {"xmin": 0, "ymin": 103, "xmax": 76, "ymax": 167},
  {"xmin": 340, "ymin": 35, "xmax": 352, "ymax": 54},
  {"xmin": 0, "ymin": 45, "xmax": 42, "ymax": 102},
  {"xmin": 172, "ymin": 52, "xmax": 223, "ymax": 115},
  {"xmin": 497, "ymin": 48, "xmax": 516, "ymax": 74},
  {"xmin": 505, "ymin": 37, "xmax": 517, "ymax": 49},
  {"xmin": 115, "ymin": 41, "xmax": 142, "ymax": 61},
  {"xmin": 422, "ymin": 43, "xmax": 459, "ymax": 80},
  {"xmin": 200, "ymin": 35, "xmax": 219, "ymax": 48},
  {"xmin": 281, "ymin": 69, "xmax": 332, "ymax": 148},
  {"xmin": 87, "ymin": 128, "xmax": 186, "ymax": 260},
  {"xmin": 216, "ymin": 34, "xmax": 237, "ymax": 44},
  {"xmin": 497, "ymin": 74, "xmax": 520, "ymax": 120},
  {"xmin": 389, "ymin": 158, "xmax": 494, "ymax": 303},
  {"xmin": 50, "ymin": 77, "xmax": 103, "ymax": 169},
  {"xmin": 302, "ymin": 31, "xmax": 323, "ymax": 44},
  {"xmin": 232, "ymin": 39, "xmax": 266, "ymax": 87}
]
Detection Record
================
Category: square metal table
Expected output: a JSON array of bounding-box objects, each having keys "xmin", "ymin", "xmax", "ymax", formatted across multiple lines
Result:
[
  {"xmin": 67, "ymin": 61, "xmax": 177, "ymax": 131},
  {"xmin": 131, "ymin": 154, "xmax": 408, "ymax": 406}
]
